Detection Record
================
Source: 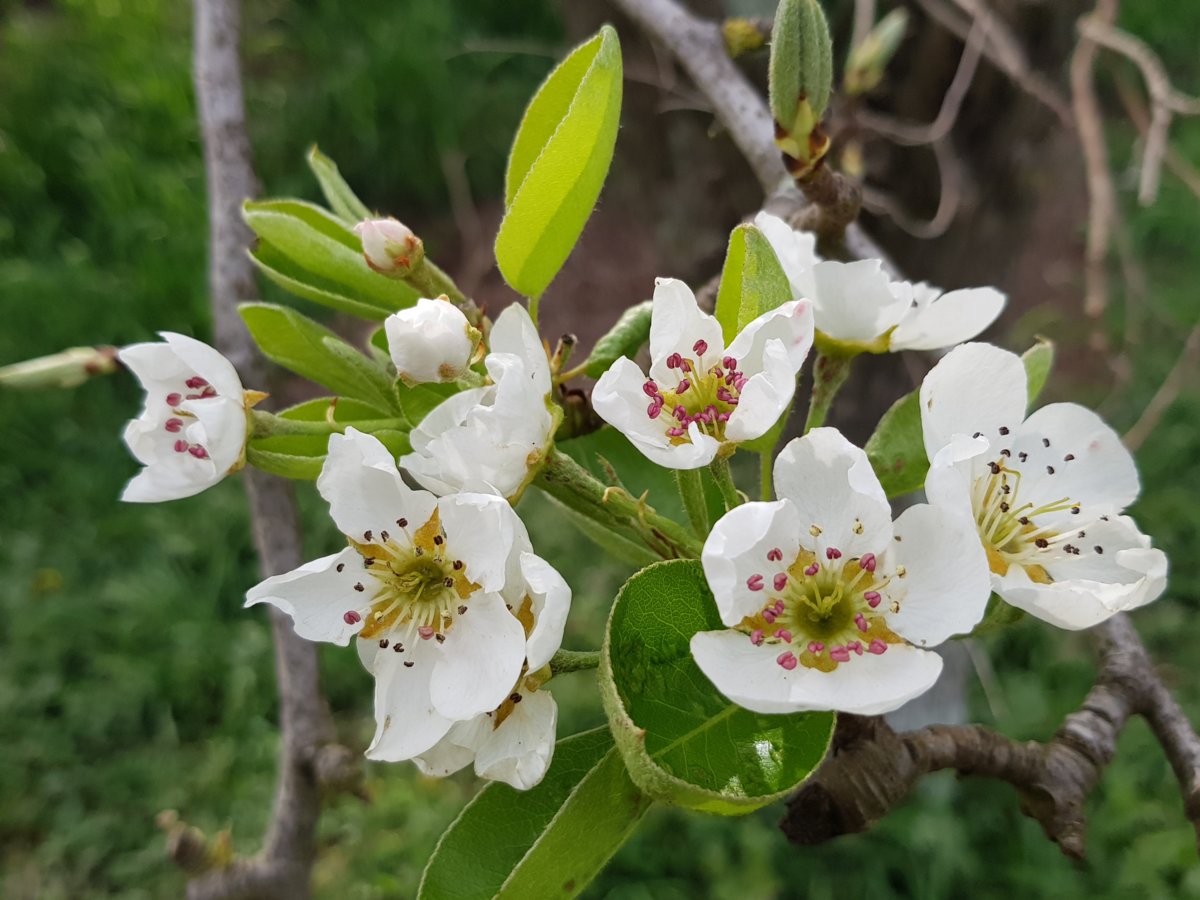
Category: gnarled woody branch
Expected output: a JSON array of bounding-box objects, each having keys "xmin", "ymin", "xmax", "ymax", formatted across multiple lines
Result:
[
  {"xmin": 182, "ymin": 1, "xmax": 361, "ymax": 897},
  {"xmin": 783, "ymin": 614, "xmax": 1200, "ymax": 858}
]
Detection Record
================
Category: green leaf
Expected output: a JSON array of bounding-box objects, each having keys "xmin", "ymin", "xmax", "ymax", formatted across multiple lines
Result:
[
  {"xmin": 714, "ymin": 224, "xmax": 792, "ymax": 345},
  {"xmin": 247, "ymin": 429, "xmax": 410, "ymax": 481},
  {"xmin": 601, "ymin": 560, "xmax": 835, "ymax": 813},
  {"xmin": 866, "ymin": 341, "xmax": 1056, "ymax": 497},
  {"xmin": 537, "ymin": 494, "xmax": 659, "ymax": 568},
  {"xmin": 278, "ymin": 396, "xmax": 389, "ymax": 424},
  {"xmin": 395, "ymin": 381, "xmax": 459, "ymax": 429},
  {"xmin": 583, "ymin": 300, "xmax": 652, "ymax": 378},
  {"xmin": 238, "ymin": 303, "xmax": 395, "ymax": 411},
  {"xmin": 418, "ymin": 727, "xmax": 651, "ymax": 900},
  {"xmin": 495, "ymin": 26, "xmax": 622, "ymax": 298},
  {"xmin": 306, "ymin": 145, "xmax": 372, "ymax": 224},
  {"xmin": 251, "ymin": 242, "xmax": 390, "ymax": 322},
  {"xmin": 1022, "ymin": 337, "xmax": 1054, "ymax": 404},
  {"xmin": 243, "ymin": 199, "xmax": 417, "ymax": 313}
]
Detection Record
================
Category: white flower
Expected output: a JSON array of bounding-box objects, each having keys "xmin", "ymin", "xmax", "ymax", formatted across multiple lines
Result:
[
  {"xmin": 691, "ymin": 428, "xmax": 991, "ymax": 715},
  {"xmin": 754, "ymin": 212, "xmax": 822, "ymax": 291},
  {"xmin": 246, "ymin": 428, "xmax": 570, "ymax": 766},
  {"xmin": 384, "ymin": 297, "xmax": 478, "ymax": 384},
  {"xmin": 401, "ymin": 303, "xmax": 555, "ymax": 499},
  {"xmin": 592, "ymin": 278, "xmax": 814, "ymax": 470},
  {"xmin": 759, "ymin": 212, "xmax": 1005, "ymax": 353},
  {"xmin": 411, "ymin": 554, "xmax": 569, "ymax": 790},
  {"xmin": 920, "ymin": 343, "xmax": 1168, "ymax": 629},
  {"xmin": 119, "ymin": 332, "xmax": 256, "ymax": 503},
  {"xmin": 354, "ymin": 217, "xmax": 421, "ymax": 275}
]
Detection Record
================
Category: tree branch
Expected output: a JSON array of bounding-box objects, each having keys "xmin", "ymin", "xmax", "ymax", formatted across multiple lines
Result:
[
  {"xmin": 183, "ymin": 1, "xmax": 358, "ymax": 897},
  {"xmin": 782, "ymin": 613, "xmax": 1200, "ymax": 858}
]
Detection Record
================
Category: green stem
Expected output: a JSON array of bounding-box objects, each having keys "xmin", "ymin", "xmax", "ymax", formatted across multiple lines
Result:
[
  {"xmin": 758, "ymin": 450, "xmax": 774, "ymax": 501},
  {"xmin": 803, "ymin": 350, "xmax": 853, "ymax": 433},
  {"xmin": 535, "ymin": 449, "xmax": 703, "ymax": 559},
  {"xmin": 554, "ymin": 361, "xmax": 590, "ymax": 385},
  {"xmin": 709, "ymin": 457, "xmax": 742, "ymax": 510},
  {"xmin": 675, "ymin": 469, "xmax": 709, "ymax": 536},
  {"xmin": 549, "ymin": 649, "xmax": 601, "ymax": 675},
  {"xmin": 250, "ymin": 410, "xmax": 403, "ymax": 439},
  {"xmin": 405, "ymin": 259, "xmax": 478, "ymax": 324},
  {"xmin": 527, "ymin": 294, "xmax": 541, "ymax": 329}
]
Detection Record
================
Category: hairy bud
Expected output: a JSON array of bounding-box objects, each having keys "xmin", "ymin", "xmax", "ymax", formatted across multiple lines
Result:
[{"xmin": 769, "ymin": 0, "xmax": 833, "ymax": 164}]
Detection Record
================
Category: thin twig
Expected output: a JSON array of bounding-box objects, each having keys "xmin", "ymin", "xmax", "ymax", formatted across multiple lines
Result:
[
  {"xmin": 1115, "ymin": 71, "xmax": 1200, "ymax": 202},
  {"xmin": 860, "ymin": 138, "xmax": 963, "ymax": 238},
  {"xmin": 1123, "ymin": 322, "xmax": 1200, "ymax": 453},
  {"xmin": 851, "ymin": 0, "xmax": 878, "ymax": 56},
  {"xmin": 186, "ymin": 1, "xmax": 357, "ymax": 897}
]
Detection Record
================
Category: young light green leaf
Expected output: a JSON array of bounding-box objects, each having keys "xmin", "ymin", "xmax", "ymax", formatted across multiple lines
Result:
[
  {"xmin": 714, "ymin": 223, "xmax": 793, "ymax": 345},
  {"xmin": 306, "ymin": 145, "xmax": 373, "ymax": 224},
  {"xmin": 1022, "ymin": 337, "xmax": 1054, "ymax": 403},
  {"xmin": 769, "ymin": 0, "xmax": 833, "ymax": 126},
  {"xmin": 601, "ymin": 560, "xmax": 835, "ymax": 814},
  {"xmin": 495, "ymin": 26, "xmax": 622, "ymax": 299},
  {"xmin": 418, "ymin": 727, "xmax": 651, "ymax": 900},
  {"xmin": 866, "ymin": 341, "xmax": 1056, "ymax": 497},
  {"xmin": 247, "ymin": 429, "xmax": 410, "ymax": 481},
  {"xmin": 239, "ymin": 303, "xmax": 395, "ymax": 410},
  {"xmin": 251, "ymin": 242, "xmax": 391, "ymax": 322},
  {"xmin": 278, "ymin": 396, "xmax": 390, "ymax": 424},
  {"xmin": 243, "ymin": 199, "xmax": 418, "ymax": 313},
  {"xmin": 583, "ymin": 300, "xmax": 652, "ymax": 378}
]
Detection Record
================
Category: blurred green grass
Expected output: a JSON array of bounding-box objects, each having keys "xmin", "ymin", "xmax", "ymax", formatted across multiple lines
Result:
[{"xmin": 1, "ymin": 1, "xmax": 1198, "ymax": 897}]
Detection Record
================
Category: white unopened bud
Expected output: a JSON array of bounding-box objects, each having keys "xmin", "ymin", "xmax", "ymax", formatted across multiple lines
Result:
[
  {"xmin": 0, "ymin": 345, "xmax": 118, "ymax": 390},
  {"xmin": 384, "ymin": 297, "xmax": 477, "ymax": 384},
  {"xmin": 354, "ymin": 217, "xmax": 423, "ymax": 275}
]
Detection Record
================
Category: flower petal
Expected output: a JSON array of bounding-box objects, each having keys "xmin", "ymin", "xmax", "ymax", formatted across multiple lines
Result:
[
  {"xmin": 181, "ymin": 395, "xmax": 247, "ymax": 474},
  {"xmin": 703, "ymin": 500, "xmax": 801, "ymax": 626},
  {"xmin": 161, "ymin": 332, "xmax": 244, "ymax": 399},
  {"xmin": 244, "ymin": 548, "xmax": 364, "ymax": 646},
  {"xmin": 725, "ymin": 337, "xmax": 796, "ymax": 442},
  {"xmin": 431, "ymin": 591, "xmax": 526, "ymax": 719},
  {"xmin": 920, "ymin": 342, "xmax": 1027, "ymax": 458},
  {"xmin": 319, "ymin": 428, "xmax": 436, "ymax": 544},
  {"xmin": 520, "ymin": 552, "xmax": 572, "ymax": 671},
  {"xmin": 367, "ymin": 639, "xmax": 456, "ymax": 762},
  {"xmin": 726, "ymin": 299, "xmax": 814, "ymax": 374},
  {"xmin": 754, "ymin": 212, "xmax": 820, "ymax": 293},
  {"xmin": 772, "ymin": 429, "xmax": 892, "ymax": 557},
  {"xmin": 490, "ymin": 303, "xmax": 551, "ymax": 396},
  {"xmin": 798, "ymin": 259, "xmax": 908, "ymax": 343},
  {"xmin": 691, "ymin": 629, "xmax": 943, "ymax": 715},
  {"xmin": 888, "ymin": 503, "xmax": 991, "ymax": 646},
  {"xmin": 648, "ymin": 278, "xmax": 724, "ymax": 380},
  {"xmin": 437, "ymin": 493, "xmax": 518, "ymax": 594},
  {"xmin": 474, "ymin": 689, "xmax": 558, "ymax": 790},
  {"xmin": 411, "ymin": 716, "xmax": 491, "ymax": 778},
  {"xmin": 889, "ymin": 287, "xmax": 1006, "ymax": 351}
]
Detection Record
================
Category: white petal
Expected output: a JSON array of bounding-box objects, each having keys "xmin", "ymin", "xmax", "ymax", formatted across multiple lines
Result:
[
  {"xmin": 181, "ymin": 395, "xmax": 247, "ymax": 474},
  {"xmin": 726, "ymin": 299, "xmax": 815, "ymax": 374},
  {"xmin": 161, "ymin": 332, "xmax": 244, "ymax": 398},
  {"xmin": 889, "ymin": 287, "xmax": 1006, "ymax": 351},
  {"xmin": 520, "ymin": 552, "xmax": 572, "ymax": 671},
  {"xmin": 431, "ymin": 592, "xmax": 526, "ymax": 719},
  {"xmin": 772, "ymin": 429, "xmax": 892, "ymax": 558},
  {"xmin": 648, "ymin": 278, "xmax": 725, "ymax": 380},
  {"xmin": 725, "ymin": 337, "xmax": 796, "ymax": 442},
  {"xmin": 244, "ymin": 548, "xmax": 364, "ymax": 646},
  {"xmin": 919, "ymin": 342, "xmax": 1027, "ymax": 458},
  {"xmin": 474, "ymin": 690, "xmax": 558, "ymax": 790},
  {"xmin": 319, "ymin": 428, "xmax": 436, "ymax": 543},
  {"xmin": 367, "ymin": 640, "xmax": 456, "ymax": 762},
  {"xmin": 490, "ymin": 303, "xmax": 551, "ymax": 396},
  {"xmin": 703, "ymin": 500, "xmax": 801, "ymax": 626},
  {"xmin": 119, "ymin": 461, "xmax": 218, "ymax": 503},
  {"xmin": 691, "ymin": 629, "xmax": 944, "ymax": 715},
  {"xmin": 923, "ymin": 434, "xmax": 989, "ymax": 518},
  {"xmin": 385, "ymin": 299, "xmax": 474, "ymax": 384},
  {"xmin": 800, "ymin": 260, "xmax": 908, "ymax": 343},
  {"xmin": 1007, "ymin": 403, "xmax": 1140, "ymax": 517},
  {"xmin": 118, "ymin": 341, "xmax": 192, "ymax": 398},
  {"xmin": 411, "ymin": 716, "xmax": 491, "ymax": 778},
  {"xmin": 754, "ymin": 212, "xmax": 821, "ymax": 292},
  {"xmin": 437, "ymin": 493, "xmax": 518, "ymax": 594},
  {"xmin": 888, "ymin": 504, "xmax": 991, "ymax": 646}
]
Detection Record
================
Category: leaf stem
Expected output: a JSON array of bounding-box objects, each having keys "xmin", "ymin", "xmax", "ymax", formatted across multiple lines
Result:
[
  {"xmin": 405, "ymin": 259, "xmax": 476, "ymax": 323},
  {"xmin": 759, "ymin": 450, "xmax": 774, "ymax": 500},
  {"xmin": 803, "ymin": 350, "xmax": 853, "ymax": 433},
  {"xmin": 528, "ymin": 293, "xmax": 542, "ymax": 329},
  {"xmin": 549, "ymin": 649, "xmax": 601, "ymax": 675},
  {"xmin": 709, "ymin": 457, "xmax": 742, "ymax": 510},
  {"xmin": 250, "ymin": 410, "xmax": 403, "ymax": 438},
  {"xmin": 675, "ymin": 469, "xmax": 710, "ymax": 536}
]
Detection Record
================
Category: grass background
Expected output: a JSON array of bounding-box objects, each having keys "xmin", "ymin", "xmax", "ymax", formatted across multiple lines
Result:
[{"xmin": 1, "ymin": 0, "xmax": 1198, "ymax": 897}]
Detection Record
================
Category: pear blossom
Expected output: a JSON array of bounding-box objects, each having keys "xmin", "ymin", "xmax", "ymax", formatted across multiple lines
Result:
[
  {"xmin": 592, "ymin": 277, "xmax": 814, "ymax": 469},
  {"xmin": 384, "ymin": 296, "xmax": 479, "ymax": 384},
  {"xmin": 691, "ymin": 428, "xmax": 991, "ymax": 715},
  {"xmin": 401, "ymin": 303, "xmax": 555, "ymax": 500},
  {"xmin": 246, "ymin": 428, "xmax": 570, "ymax": 767},
  {"xmin": 354, "ymin": 216, "xmax": 422, "ymax": 275},
  {"xmin": 757, "ymin": 213, "xmax": 1005, "ymax": 353},
  {"xmin": 920, "ymin": 343, "xmax": 1168, "ymax": 629},
  {"xmin": 119, "ymin": 332, "xmax": 259, "ymax": 503}
]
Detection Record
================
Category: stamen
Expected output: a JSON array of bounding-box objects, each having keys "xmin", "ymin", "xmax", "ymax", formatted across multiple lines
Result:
[
  {"xmin": 693, "ymin": 339, "xmax": 708, "ymax": 355},
  {"xmin": 166, "ymin": 392, "xmax": 182, "ymax": 406},
  {"xmin": 864, "ymin": 590, "xmax": 881, "ymax": 608},
  {"xmin": 767, "ymin": 548, "xmax": 783, "ymax": 562},
  {"xmin": 776, "ymin": 651, "xmax": 798, "ymax": 670},
  {"xmin": 750, "ymin": 629, "xmax": 764, "ymax": 645},
  {"xmin": 826, "ymin": 547, "xmax": 842, "ymax": 560},
  {"xmin": 343, "ymin": 611, "xmax": 361, "ymax": 625},
  {"xmin": 746, "ymin": 574, "xmax": 764, "ymax": 591},
  {"xmin": 773, "ymin": 573, "xmax": 788, "ymax": 591},
  {"xmin": 860, "ymin": 553, "xmax": 876, "ymax": 573}
]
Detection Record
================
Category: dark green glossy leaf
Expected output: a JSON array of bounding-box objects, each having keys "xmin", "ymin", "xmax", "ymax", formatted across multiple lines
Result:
[
  {"xmin": 601, "ymin": 560, "xmax": 835, "ymax": 813},
  {"xmin": 583, "ymin": 300, "xmax": 652, "ymax": 378},
  {"xmin": 418, "ymin": 727, "xmax": 651, "ymax": 900}
]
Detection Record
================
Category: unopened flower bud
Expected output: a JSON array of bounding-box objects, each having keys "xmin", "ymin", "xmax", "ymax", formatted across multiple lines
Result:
[
  {"xmin": 354, "ymin": 217, "xmax": 424, "ymax": 276},
  {"xmin": 769, "ymin": 0, "xmax": 833, "ymax": 165},
  {"xmin": 384, "ymin": 296, "xmax": 478, "ymax": 384},
  {"xmin": 0, "ymin": 345, "xmax": 118, "ymax": 390}
]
